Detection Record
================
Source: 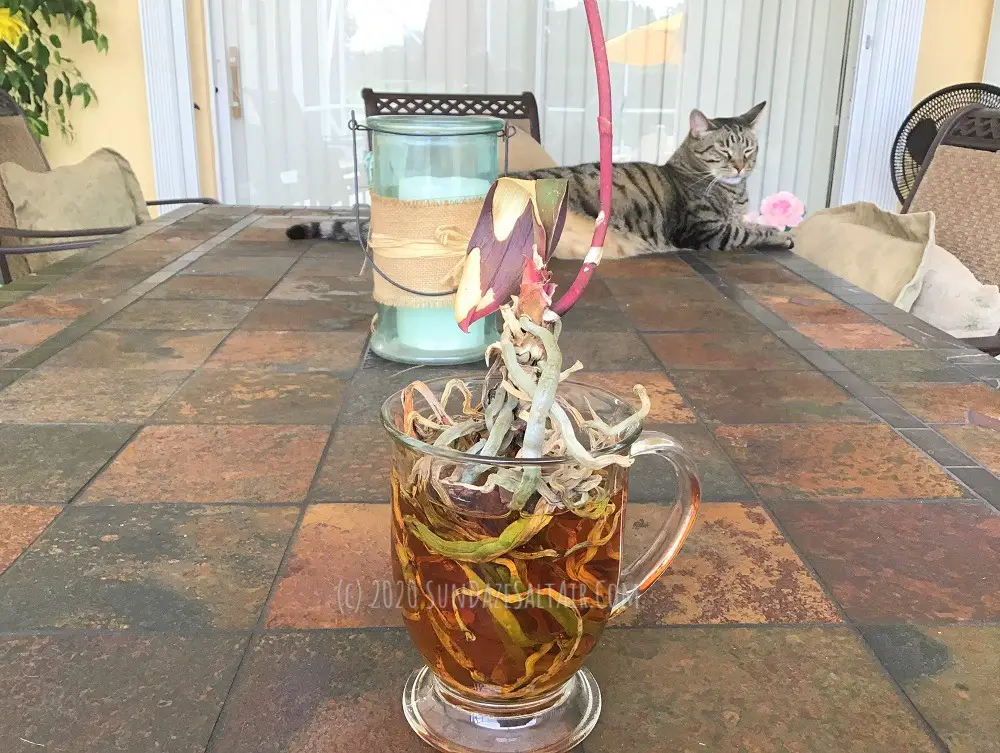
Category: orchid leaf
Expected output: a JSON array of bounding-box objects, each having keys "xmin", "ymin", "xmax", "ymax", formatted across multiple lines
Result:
[{"xmin": 532, "ymin": 179, "xmax": 569, "ymax": 261}]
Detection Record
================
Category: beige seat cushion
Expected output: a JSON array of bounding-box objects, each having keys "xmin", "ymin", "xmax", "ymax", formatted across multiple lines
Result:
[
  {"xmin": 0, "ymin": 148, "xmax": 149, "ymax": 273},
  {"xmin": 0, "ymin": 116, "xmax": 51, "ymax": 279},
  {"xmin": 500, "ymin": 126, "xmax": 558, "ymax": 173},
  {"xmin": 791, "ymin": 202, "xmax": 931, "ymax": 307},
  {"xmin": 908, "ymin": 145, "xmax": 1000, "ymax": 286}
]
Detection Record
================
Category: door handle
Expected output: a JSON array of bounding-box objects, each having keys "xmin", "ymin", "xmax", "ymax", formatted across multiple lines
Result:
[{"xmin": 228, "ymin": 46, "xmax": 242, "ymax": 120}]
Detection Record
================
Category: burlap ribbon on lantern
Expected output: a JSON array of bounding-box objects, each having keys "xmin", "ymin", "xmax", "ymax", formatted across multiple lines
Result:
[{"xmin": 368, "ymin": 193, "xmax": 483, "ymax": 309}]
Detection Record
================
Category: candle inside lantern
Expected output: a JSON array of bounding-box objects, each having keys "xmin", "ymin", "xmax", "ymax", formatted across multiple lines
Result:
[
  {"xmin": 366, "ymin": 115, "xmax": 504, "ymax": 366},
  {"xmin": 393, "ymin": 175, "xmax": 493, "ymax": 354}
]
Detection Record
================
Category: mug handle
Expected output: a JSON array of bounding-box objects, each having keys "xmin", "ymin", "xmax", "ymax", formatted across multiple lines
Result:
[{"xmin": 609, "ymin": 431, "xmax": 701, "ymax": 619}]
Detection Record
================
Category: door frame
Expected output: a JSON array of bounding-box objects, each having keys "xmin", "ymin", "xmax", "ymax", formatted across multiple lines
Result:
[
  {"xmin": 137, "ymin": 0, "xmax": 201, "ymax": 199},
  {"xmin": 831, "ymin": 0, "xmax": 926, "ymax": 207},
  {"xmin": 204, "ymin": 0, "xmax": 238, "ymax": 203}
]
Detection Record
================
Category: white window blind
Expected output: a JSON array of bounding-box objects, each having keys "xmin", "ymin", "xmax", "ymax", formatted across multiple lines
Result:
[{"xmin": 211, "ymin": 0, "xmax": 853, "ymax": 212}]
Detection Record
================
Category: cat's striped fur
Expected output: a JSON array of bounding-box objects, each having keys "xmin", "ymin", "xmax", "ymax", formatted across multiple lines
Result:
[
  {"xmin": 285, "ymin": 103, "xmax": 792, "ymax": 258},
  {"xmin": 521, "ymin": 102, "xmax": 792, "ymax": 259}
]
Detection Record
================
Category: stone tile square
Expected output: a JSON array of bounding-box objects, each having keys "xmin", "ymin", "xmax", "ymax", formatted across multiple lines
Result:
[
  {"xmin": 335, "ymin": 362, "xmax": 466, "ymax": 426},
  {"xmin": 0, "ymin": 343, "xmax": 26, "ymax": 365},
  {"xmin": 0, "ymin": 634, "xmax": 246, "ymax": 753},
  {"xmin": 208, "ymin": 239, "xmax": 303, "ymax": 258},
  {"xmin": 861, "ymin": 625, "xmax": 1000, "ymax": 753},
  {"xmin": 153, "ymin": 369, "xmax": 347, "ymax": 425},
  {"xmin": 180, "ymin": 254, "xmax": 296, "ymax": 278},
  {"xmin": 762, "ymin": 298, "xmax": 875, "ymax": 324},
  {"xmin": 238, "ymin": 299, "xmax": 376, "ymax": 331},
  {"xmin": 0, "ymin": 424, "xmax": 134, "ymax": 503},
  {"xmin": 670, "ymin": 369, "xmax": 874, "ymax": 424},
  {"xmin": 265, "ymin": 504, "xmax": 398, "ymax": 628},
  {"xmin": 880, "ymin": 383, "xmax": 1000, "ymax": 424},
  {"xmin": 101, "ymin": 299, "xmax": 254, "ymax": 331},
  {"xmin": 608, "ymin": 277, "xmax": 762, "ymax": 332},
  {"xmin": 772, "ymin": 500, "xmax": 1000, "ymax": 622},
  {"xmin": 308, "ymin": 425, "xmax": 392, "ymax": 502},
  {"xmin": 0, "ymin": 504, "xmax": 297, "ymax": 630},
  {"xmin": 716, "ymin": 259, "xmax": 806, "ymax": 285},
  {"xmin": 575, "ymin": 371, "xmax": 698, "ymax": 423},
  {"xmin": 596, "ymin": 255, "xmax": 697, "ymax": 278},
  {"xmin": 204, "ymin": 331, "xmax": 367, "ymax": 373},
  {"xmin": 645, "ymin": 331, "xmax": 809, "ymax": 371},
  {"xmin": 629, "ymin": 297, "xmax": 762, "ymax": 333},
  {"xmin": 283, "ymin": 256, "xmax": 370, "ymax": 278},
  {"xmin": 80, "ymin": 425, "xmax": 328, "ymax": 503},
  {"xmin": 0, "ymin": 296, "xmax": 103, "ymax": 320},
  {"xmin": 619, "ymin": 502, "xmax": 840, "ymax": 625},
  {"xmin": 147, "ymin": 275, "xmax": 275, "ymax": 300},
  {"xmin": 0, "ymin": 368, "xmax": 187, "ymax": 423},
  {"xmin": 557, "ymin": 299, "xmax": 635, "ymax": 332},
  {"xmin": 266, "ymin": 275, "xmax": 372, "ymax": 302},
  {"xmin": 205, "ymin": 631, "xmax": 425, "ymax": 753},
  {"xmin": 587, "ymin": 628, "xmax": 938, "ymax": 752},
  {"xmin": 0, "ymin": 506, "xmax": 61, "ymax": 573},
  {"xmin": 793, "ymin": 323, "xmax": 918, "ymax": 350},
  {"xmin": 553, "ymin": 331, "xmax": 662, "ymax": 372},
  {"xmin": 210, "ymin": 627, "xmax": 937, "ymax": 753},
  {"xmin": 625, "ymin": 422, "xmax": 756, "ymax": 502},
  {"xmin": 834, "ymin": 350, "xmax": 976, "ymax": 384},
  {"xmin": 715, "ymin": 424, "xmax": 967, "ymax": 500},
  {"xmin": 936, "ymin": 424, "xmax": 1000, "ymax": 474},
  {"xmin": 39, "ymin": 330, "xmax": 227, "ymax": 371},
  {"xmin": 0, "ymin": 319, "xmax": 67, "ymax": 347}
]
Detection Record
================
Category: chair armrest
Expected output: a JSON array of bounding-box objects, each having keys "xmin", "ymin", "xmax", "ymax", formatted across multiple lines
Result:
[
  {"xmin": 0, "ymin": 225, "xmax": 131, "ymax": 239},
  {"xmin": 146, "ymin": 197, "xmax": 220, "ymax": 207}
]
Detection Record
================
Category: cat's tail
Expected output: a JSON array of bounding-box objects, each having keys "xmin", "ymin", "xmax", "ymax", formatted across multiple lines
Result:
[{"xmin": 285, "ymin": 218, "xmax": 368, "ymax": 242}]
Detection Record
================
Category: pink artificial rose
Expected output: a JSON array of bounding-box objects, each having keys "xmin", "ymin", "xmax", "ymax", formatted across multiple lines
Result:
[
  {"xmin": 760, "ymin": 191, "xmax": 805, "ymax": 230},
  {"xmin": 744, "ymin": 210, "xmax": 762, "ymax": 225}
]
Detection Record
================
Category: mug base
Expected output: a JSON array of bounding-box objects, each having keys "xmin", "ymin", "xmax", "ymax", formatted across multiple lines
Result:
[{"xmin": 402, "ymin": 665, "xmax": 602, "ymax": 753}]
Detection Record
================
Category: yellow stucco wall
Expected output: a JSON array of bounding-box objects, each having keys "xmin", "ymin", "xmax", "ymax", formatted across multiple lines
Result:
[
  {"xmin": 913, "ymin": 0, "xmax": 994, "ymax": 103},
  {"xmin": 39, "ymin": 0, "xmax": 218, "ymax": 201},
  {"xmin": 41, "ymin": 0, "xmax": 157, "ymax": 199}
]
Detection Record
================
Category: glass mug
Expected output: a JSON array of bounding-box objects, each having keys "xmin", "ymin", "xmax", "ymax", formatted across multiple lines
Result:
[{"xmin": 382, "ymin": 377, "xmax": 700, "ymax": 753}]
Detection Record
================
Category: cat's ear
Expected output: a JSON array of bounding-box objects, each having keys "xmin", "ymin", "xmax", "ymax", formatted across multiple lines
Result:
[
  {"xmin": 689, "ymin": 109, "xmax": 714, "ymax": 138},
  {"xmin": 740, "ymin": 101, "xmax": 767, "ymax": 128}
]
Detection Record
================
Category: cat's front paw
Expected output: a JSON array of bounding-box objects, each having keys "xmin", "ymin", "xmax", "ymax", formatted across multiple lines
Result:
[{"xmin": 765, "ymin": 232, "xmax": 794, "ymax": 250}]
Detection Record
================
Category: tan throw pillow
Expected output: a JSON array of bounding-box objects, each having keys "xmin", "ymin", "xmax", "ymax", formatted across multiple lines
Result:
[
  {"xmin": 500, "ymin": 126, "xmax": 558, "ymax": 173},
  {"xmin": 0, "ymin": 149, "xmax": 143, "ymax": 272},
  {"xmin": 907, "ymin": 145, "xmax": 1000, "ymax": 286},
  {"xmin": 791, "ymin": 202, "xmax": 931, "ymax": 307}
]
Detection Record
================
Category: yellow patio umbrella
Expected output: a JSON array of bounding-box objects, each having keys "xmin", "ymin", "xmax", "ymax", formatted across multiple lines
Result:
[{"xmin": 605, "ymin": 12, "xmax": 684, "ymax": 66}]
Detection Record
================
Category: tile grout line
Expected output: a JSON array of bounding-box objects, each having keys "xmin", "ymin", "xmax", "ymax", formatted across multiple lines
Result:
[
  {"xmin": 0, "ymin": 214, "xmax": 264, "ymax": 379},
  {"xmin": 65, "ymin": 218, "xmax": 324, "ymax": 505},
  {"xmin": 670, "ymin": 251, "xmax": 996, "ymax": 502},
  {"xmin": 765, "ymin": 503, "xmax": 951, "ymax": 753},
  {"xmin": 658, "ymin": 253, "xmax": 967, "ymax": 745},
  {"xmin": 199, "ymin": 501, "xmax": 311, "ymax": 753}
]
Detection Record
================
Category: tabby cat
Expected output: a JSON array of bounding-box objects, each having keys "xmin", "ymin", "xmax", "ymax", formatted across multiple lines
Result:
[{"xmin": 285, "ymin": 102, "xmax": 793, "ymax": 258}]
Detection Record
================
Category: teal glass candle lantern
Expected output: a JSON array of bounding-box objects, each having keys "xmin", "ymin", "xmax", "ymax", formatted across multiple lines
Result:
[{"xmin": 365, "ymin": 115, "xmax": 504, "ymax": 365}]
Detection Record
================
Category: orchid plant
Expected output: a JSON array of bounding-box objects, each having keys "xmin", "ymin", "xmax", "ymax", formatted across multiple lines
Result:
[{"xmin": 394, "ymin": 0, "xmax": 648, "ymax": 515}]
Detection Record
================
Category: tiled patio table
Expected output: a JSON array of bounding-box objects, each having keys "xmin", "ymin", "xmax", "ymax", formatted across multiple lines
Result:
[{"xmin": 1, "ymin": 204, "xmax": 999, "ymax": 752}]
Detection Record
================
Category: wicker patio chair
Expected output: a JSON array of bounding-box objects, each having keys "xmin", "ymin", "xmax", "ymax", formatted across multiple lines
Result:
[
  {"xmin": 0, "ymin": 89, "xmax": 218, "ymax": 284},
  {"xmin": 902, "ymin": 105, "xmax": 1000, "ymax": 356},
  {"xmin": 361, "ymin": 89, "xmax": 542, "ymax": 144}
]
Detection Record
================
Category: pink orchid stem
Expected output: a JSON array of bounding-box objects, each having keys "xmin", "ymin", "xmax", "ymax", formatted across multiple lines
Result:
[{"xmin": 551, "ymin": 0, "xmax": 612, "ymax": 316}]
